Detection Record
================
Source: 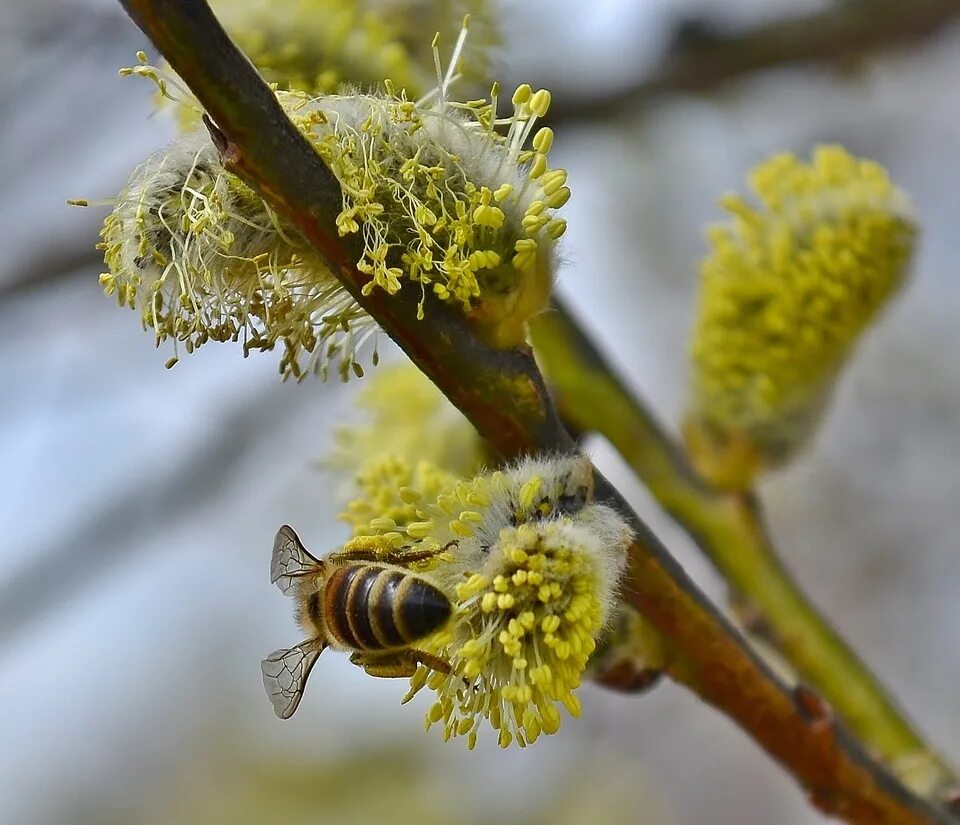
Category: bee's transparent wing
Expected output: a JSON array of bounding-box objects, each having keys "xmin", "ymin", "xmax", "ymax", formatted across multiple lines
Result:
[
  {"xmin": 261, "ymin": 639, "xmax": 326, "ymax": 719},
  {"xmin": 271, "ymin": 524, "xmax": 322, "ymax": 596}
]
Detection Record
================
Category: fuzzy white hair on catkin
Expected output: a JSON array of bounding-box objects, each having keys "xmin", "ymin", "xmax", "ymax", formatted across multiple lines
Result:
[
  {"xmin": 502, "ymin": 452, "xmax": 595, "ymax": 500},
  {"xmin": 566, "ymin": 505, "xmax": 633, "ymax": 625},
  {"xmin": 110, "ymin": 127, "xmax": 324, "ymax": 293},
  {"xmin": 433, "ymin": 453, "xmax": 633, "ymax": 624},
  {"xmin": 463, "ymin": 452, "xmax": 596, "ymax": 557},
  {"xmin": 111, "ymin": 131, "xmax": 218, "ymax": 283},
  {"xmin": 418, "ymin": 104, "xmax": 539, "ymax": 223}
]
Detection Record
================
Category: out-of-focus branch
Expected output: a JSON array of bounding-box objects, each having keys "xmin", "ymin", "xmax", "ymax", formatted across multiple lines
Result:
[
  {"xmin": 116, "ymin": 2, "xmax": 956, "ymax": 822},
  {"xmin": 0, "ymin": 246, "xmax": 101, "ymax": 300},
  {"xmin": 530, "ymin": 297, "xmax": 959, "ymax": 801},
  {"xmin": 547, "ymin": 0, "xmax": 960, "ymax": 123},
  {"xmin": 0, "ymin": 377, "xmax": 315, "ymax": 647}
]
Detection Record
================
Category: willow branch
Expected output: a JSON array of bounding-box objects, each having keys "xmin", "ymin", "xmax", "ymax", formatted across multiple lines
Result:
[
  {"xmin": 547, "ymin": 0, "xmax": 960, "ymax": 123},
  {"xmin": 530, "ymin": 297, "xmax": 958, "ymax": 800},
  {"xmin": 117, "ymin": 2, "xmax": 956, "ymax": 822}
]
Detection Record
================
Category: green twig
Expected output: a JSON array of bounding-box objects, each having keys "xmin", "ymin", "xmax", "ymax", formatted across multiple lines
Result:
[{"xmin": 530, "ymin": 296, "xmax": 958, "ymax": 799}]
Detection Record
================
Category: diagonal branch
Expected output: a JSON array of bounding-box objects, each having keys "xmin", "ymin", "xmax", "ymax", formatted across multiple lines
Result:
[
  {"xmin": 530, "ymin": 298, "xmax": 959, "ymax": 800},
  {"xmin": 117, "ymin": 2, "xmax": 956, "ymax": 822},
  {"xmin": 546, "ymin": 0, "xmax": 960, "ymax": 123}
]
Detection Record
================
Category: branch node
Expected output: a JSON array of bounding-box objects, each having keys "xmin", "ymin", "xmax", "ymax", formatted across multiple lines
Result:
[
  {"xmin": 809, "ymin": 786, "xmax": 840, "ymax": 816},
  {"xmin": 202, "ymin": 112, "xmax": 228, "ymax": 154},
  {"xmin": 941, "ymin": 788, "xmax": 960, "ymax": 816},
  {"xmin": 794, "ymin": 683, "xmax": 835, "ymax": 732},
  {"xmin": 595, "ymin": 661, "xmax": 663, "ymax": 694}
]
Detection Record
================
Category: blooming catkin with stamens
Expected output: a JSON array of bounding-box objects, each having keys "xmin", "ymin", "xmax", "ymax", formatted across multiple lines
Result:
[
  {"xmin": 285, "ymin": 70, "xmax": 569, "ymax": 346},
  {"xmin": 684, "ymin": 145, "xmax": 915, "ymax": 489},
  {"xmin": 328, "ymin": 369, "xmax": 652, "ymax": 724},
  {"xmin": 97, "ymin": 128, "xmax": 373, "ymax": 380},
  {"xmin": 338, "ymin": 455, "xmax": 461, "ymax": 541},
  {"xmin": 96, "ymin": 26, "xmax": 568, "ymax": 376},
  {"xmin": 427, "ymin": 517, "xmax": 628, "ymax": 748},
  {"xmin": 346, "ymin": 454, "xmax": 633, "ymax": 748},
  {"xmin": 329, "ymin": 362, "xmax": 486, "ymax": 539}
]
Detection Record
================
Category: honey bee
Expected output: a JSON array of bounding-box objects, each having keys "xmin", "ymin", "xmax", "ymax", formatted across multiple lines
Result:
[{"xmin": 262, "ymin": 525, "xmax": 454, "ymax": 719}]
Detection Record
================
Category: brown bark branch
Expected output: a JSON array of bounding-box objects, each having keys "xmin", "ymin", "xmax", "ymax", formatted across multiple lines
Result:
[{"xmin": 115, "ymin": 2, "xmax": 956, "ymax": 822}]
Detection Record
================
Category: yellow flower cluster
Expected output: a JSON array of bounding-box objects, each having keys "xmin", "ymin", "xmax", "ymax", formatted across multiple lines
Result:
[
  {"xmin": 330, "ymin": 363, "xmax": 486, "ymax": 539},
  {"xmin": 98, "ymin": 23, "xmax": 567, "ymax": 376},
  {"xmin": 321, "ymin": 369, "xmax": 636, "ymax": 745},
  {"xmin": 685, "ymin": 145, "xmax": 915, "ymax": 488},
  {"xmin": 283, "ymin": 69, "xmax": 568, "ymax": 345},
  {"xmin": 97, "ymin": 129, "xmax": 369, "ymax": 379},
  {"xmin": 339, "ymin": 456, "xmax": 461, "ymax": 539},
  {"xmin": 420, "ymin": 518, "xmax": 613, "ymax": 748},
  {"xmin": 330, "ymin": 362, "xmax": 486, "ymax": 481},
  {"xmin": 338, "ymin": 452, "xmax": 631, "ymax": 747}
]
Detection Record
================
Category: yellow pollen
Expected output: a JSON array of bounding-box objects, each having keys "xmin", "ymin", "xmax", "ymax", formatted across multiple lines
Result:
[
  {"xmin": 406, "ymin": 521, "xmax": 436, "ymax": 539},
  {"xmin": 529, "ymin": 89, "xmax": 552, "ymax": 117},
  {"xmin": 512, "ymin": 84, "xmax": 532, "ymax": 106},
  {"xmin": 532, "ymin": 127, "xmax": 554, "ymax": 154}
]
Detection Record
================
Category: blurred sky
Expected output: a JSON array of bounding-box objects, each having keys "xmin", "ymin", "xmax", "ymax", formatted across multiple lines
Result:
[{"xmin": 1, "ymin": 1, "xmax": 959, "ymax": 823}]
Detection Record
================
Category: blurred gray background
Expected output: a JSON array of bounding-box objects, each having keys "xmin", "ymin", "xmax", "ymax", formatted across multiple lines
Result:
[{"xmin": 1, "ymin": 1, "xmax": 958, "ymax": 823}]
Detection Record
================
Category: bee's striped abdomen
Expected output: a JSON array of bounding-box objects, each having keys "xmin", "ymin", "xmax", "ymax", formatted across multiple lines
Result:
[
  {"xmin": 324, "ymin": 564, "xmax": 378, "ymax": 650},
  {"xmin": 392, "ymin": 574, "xmax": 452, "ymax": 642},
  {"xmin": 324, "ymin": 564, "xmax": 451, "ymax": 651},
  {"xmin": 370, "ymin": 570, "xmax": 408, "ymax": 648}
]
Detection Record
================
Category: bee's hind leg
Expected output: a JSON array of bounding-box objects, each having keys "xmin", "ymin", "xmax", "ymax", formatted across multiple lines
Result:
[
  {"xmin": 328, "ymin": 541, "xmax": 449, "ymax": 567},
  {"xmin": 349, "ymin": 651, "xmax": 419, "ymax": 678},
  {"xmin": 384, "ymin": 544, "xmax": 452, "ymax": 566},
  {"xmin": 350, "ymin": 649, "xmax": 451, "ymax": 678},
  {"xmin": 407, "ymin": 649, "xmax": 452, "ymax": 674}
]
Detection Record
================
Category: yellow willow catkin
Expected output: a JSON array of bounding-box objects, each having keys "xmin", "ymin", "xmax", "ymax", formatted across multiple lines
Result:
[
  {"xmin": 262, "ymin": 452, "xmax": 631, "ymax": 745},
  {"xmin": 684, "ymin": 145, "xmax": 916, "ymax": 489},
  {"xmin": 97, "ymin": 28, "xmax": 569, "ymax": 378},
  {"xmin": 319, "ymin": 374, "xmax": 642, "ymax": 744},
  {"xmin": 330, "ymin": 362, "xmax": 487, "ymax": 537},
  {"xmin": 380, "ymin": 454, "xmax": 633, "ymax": 748}
]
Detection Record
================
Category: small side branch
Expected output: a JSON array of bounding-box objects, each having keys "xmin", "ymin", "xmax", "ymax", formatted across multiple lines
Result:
[
  {"xmin": 530, "ymin": 297, "xmax": 958, "ymax": 800},
  {"xmin": 118, "ymin": 1, "xmax": 956, "ymax": 822}
]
